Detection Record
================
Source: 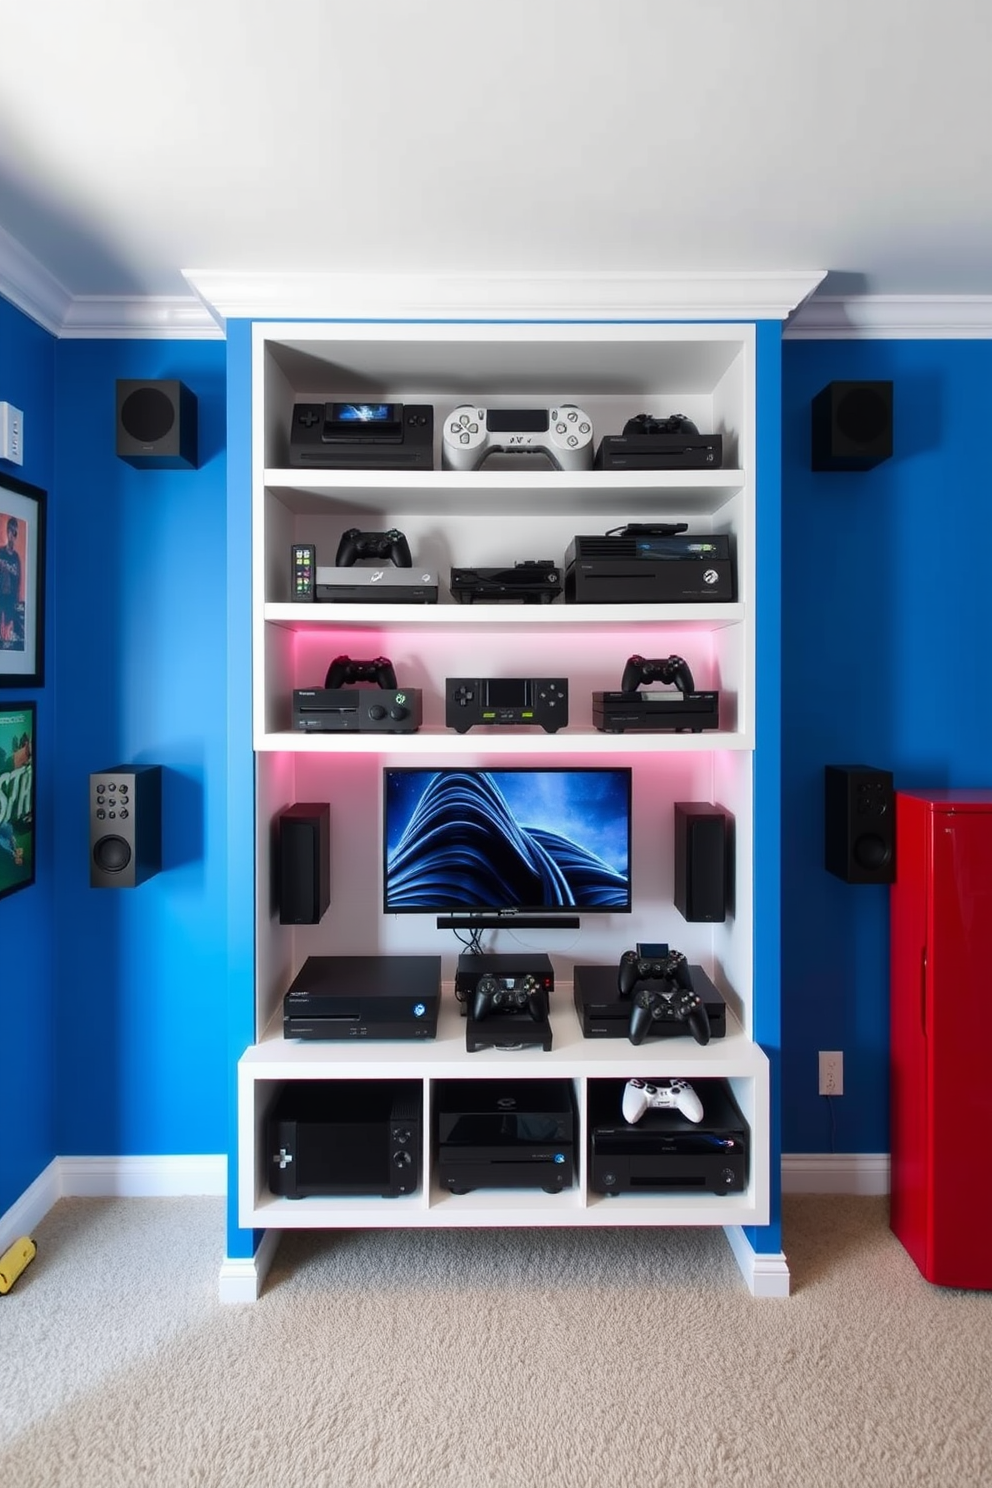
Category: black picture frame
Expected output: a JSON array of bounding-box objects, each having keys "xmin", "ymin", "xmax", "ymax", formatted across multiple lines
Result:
[
  {"xmin": 0, "ymin": 472, "xmax": 47, "ymax": 688},
  {"xmin": 0, "ymin": 700, "xmax": 36, "ymax": 901}
]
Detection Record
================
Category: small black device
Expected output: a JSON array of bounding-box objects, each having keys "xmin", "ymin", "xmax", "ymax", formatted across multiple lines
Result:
[
  {"xmin": 289, "ymin": 403, "xmax": 434, "ymax": 470},
  {"xmin": 90, "ymin": 765, "xmax": 162, "ymax": 888},
  {"xmin": 435, "ymin": 1079, "xmax": 576, "ymax": 1194},
  {"xmin": 277, "ymin": 802, "xmax": 330, "ymax": 925},
  {"xmin": 291, "ymin": 543, "xmax": 316, "ymax": 601},
  {"xmin": 449, "ymin": 561, "xmax": 563, "ymax": 605},
  {"xmin": 811, "ymin": 381, "xmax": 893, "ymax": 471},
  {"xmin": 587, "ymin": 1078, "xmax": 748, "ymax": 1197},
  {"xmin": 592, "ymin": 690, "xmax": 719, "ymax": 733},
  {"xmin": 564, "ymin": 531, "xmax": 734, "ymax": 604},
  {"xmin": 116, "ymin": 380, "xmax": 198, "ymax": 470},
  {"xmin": 292, "ymin": 688, "xmax": 422, "ymax": 733},
  {"xmin": 824, "ymin": 765, "xmax": 896, "ymax": 884},
  {"xmin": 572, "ymin": 963, "xmax": 727, "ymax": 1041},
  {"xmin": 454, "ymin": 952, "xmax": 555, "ymax": 1009},
  {"xmin": 335, "ymin": 528, "xmax": 413, "ymax": 568},
  {"xmin": 594, "ymin": 412, "xmax": 723, "ymax": 471},
  {"xmin": 267, "ymin": 1080, "xmax": 422, "ymax": 1198},
  {"xmin": 446, "ymin": 677, "xmax": 568, "ymax": 733},
  {"xmin": 674, "ymin": 802, "xmax": 729, "ymax": 923},
  {"xmin": 282, "ymin": 955, "xmax": 441, "ymax": 1040}
]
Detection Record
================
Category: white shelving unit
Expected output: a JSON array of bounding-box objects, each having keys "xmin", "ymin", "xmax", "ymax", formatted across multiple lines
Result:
[{"xmin": 240, "ymin": 320, "xmax": 770, "ymax": 1267}]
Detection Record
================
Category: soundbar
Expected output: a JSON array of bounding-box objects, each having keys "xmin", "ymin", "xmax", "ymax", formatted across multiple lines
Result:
[{"xmin": 436, "ymin": 914, "xmax": 581, "ymax": 931}]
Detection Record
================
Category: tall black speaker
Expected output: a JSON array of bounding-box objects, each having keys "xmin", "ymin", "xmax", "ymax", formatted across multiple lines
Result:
[
  {"xmin": 278, "ymin": 803, "xmax": 330, "ymax": 924},
  {"xmin": 824, "ymin": 765, "xmax": 895, "ymax": 883},
  {"xmin": 116, "ymin": 380, "xmax": 198, "ymax": 469},
  {"xmin": 811, "ymin": 380, "xmax": 892, "ymax": 471},
  {"xmin": 674, "ymin": 802, "xmax": 729, "ymax": 922},
  {"xmin": 90, "ymin": 765, "xmax": 162, "ymax": 888}
]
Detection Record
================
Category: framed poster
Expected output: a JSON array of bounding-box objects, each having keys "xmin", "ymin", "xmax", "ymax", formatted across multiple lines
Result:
[
  {"xmin": 0, "ymin": 701, "xmax": 35, "ymax": 901},
  {"xmin": 0, "ymin": 473, "xmax": 47, "ymax": 687}
]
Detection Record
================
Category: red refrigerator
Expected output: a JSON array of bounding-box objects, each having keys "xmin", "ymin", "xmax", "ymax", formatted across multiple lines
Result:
[{"xmin": 890, "ymin": 789, "xmax": 992, "ymax": 1288}]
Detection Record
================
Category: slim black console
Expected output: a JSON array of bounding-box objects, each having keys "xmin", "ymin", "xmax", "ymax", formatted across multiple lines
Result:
[
  {"xmin": 587, "ymin": 1078, "xmax": 748, "ymax": 1197},
  {"xmin": 435, "ymin": 1079, "xmax": 576, "ymax": 1194},
  {"xmin": 572, "ymin": 963, "xmax": 727, "ymax": 1041}
]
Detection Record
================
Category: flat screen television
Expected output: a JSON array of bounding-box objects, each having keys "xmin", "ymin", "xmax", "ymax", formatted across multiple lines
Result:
[{"xmin": 383, "ymin": 767, "xmax": 632, "ymax": 923}]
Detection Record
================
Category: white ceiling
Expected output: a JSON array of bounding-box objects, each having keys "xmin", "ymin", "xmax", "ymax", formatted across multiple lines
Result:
[{"xmin": 0, "ymin": 0, "xmax": 990, "ymax": 334}]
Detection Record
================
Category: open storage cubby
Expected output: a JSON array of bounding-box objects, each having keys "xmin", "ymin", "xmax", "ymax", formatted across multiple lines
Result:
[{"xmin": 240, "ymin": 320, "xmax": 771, "ymax": 1258}]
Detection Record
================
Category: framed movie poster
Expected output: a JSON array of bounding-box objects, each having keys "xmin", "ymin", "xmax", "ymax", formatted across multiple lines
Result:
[
  {"xmin": 0, "ymin": 701, "xmax": 35, "ymax": 901},
  {"xmin": 0, "ymin": 473, "xmax": 47, "ymax": 687}
]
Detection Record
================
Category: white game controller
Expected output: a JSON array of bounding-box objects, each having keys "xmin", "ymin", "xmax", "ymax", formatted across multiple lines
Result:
[
  {"xmin": 621, "ymin": 1077, "xmax": 704, "ymax": 1125},
  {"xmin": 441, "ymin": 404, "xmax": 595, "ymax": 472}
]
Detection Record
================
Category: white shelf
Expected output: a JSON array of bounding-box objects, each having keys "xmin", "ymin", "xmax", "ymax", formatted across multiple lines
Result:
[
  {"xmin": 264, "ymin": 468, "xmax": 747, "ymax": 518},
  {"xmin": 255, "ymin": 726, "xmax": 752, "ymax": 756},
  {"xmin": 263, "ymin": 601, "xmax": 745, "ymax": 632},
  {"xmin": 241, "ymin": 997, "xmax": 764, "ymax": 1081}
]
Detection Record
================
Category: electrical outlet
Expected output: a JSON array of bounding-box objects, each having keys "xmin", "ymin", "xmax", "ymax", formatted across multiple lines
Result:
[
  {"xmin": 0, "ymin": 402, "xmax": 24, "ymax": 465},
  {"xmin": 819, "ymin": 1050, "xmax": 843, "ymax": 1096}
]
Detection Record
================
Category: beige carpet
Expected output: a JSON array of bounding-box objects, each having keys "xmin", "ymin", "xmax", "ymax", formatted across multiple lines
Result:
[{"xmin": 1, "ymin": 1194, "xmax": 990, "ymax": 1487}]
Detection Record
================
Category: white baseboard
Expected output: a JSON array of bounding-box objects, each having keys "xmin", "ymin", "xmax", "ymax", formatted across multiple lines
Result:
[
  {"xmin": 218, "ymin": 1228, "xmax": 281, "ymax": 1303},
  {"xmin": 723, "ymin": 1226, "xmax": 791, "ymax": 1298},
  {"xmin": 0, "ymin": 1159, "xmax": 62, "ymax": 1255},
  {"xmin": 782, "ymin": 1154, "xmax": 890, "ymax": 1195}
]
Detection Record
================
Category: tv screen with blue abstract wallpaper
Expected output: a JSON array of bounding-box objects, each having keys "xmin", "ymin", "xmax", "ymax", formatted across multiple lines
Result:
[{"xmin": 383, "ymin": 767, "xmax": 632, "ymax": 915}]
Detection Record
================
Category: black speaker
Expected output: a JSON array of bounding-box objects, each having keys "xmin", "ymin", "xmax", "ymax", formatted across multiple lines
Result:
[
  {"xmin": 116, "ymin": 380, "xmax": 198, "ymax": 469},
  {"xmin": 811, "ymin": 380, "xmax": 892, "ymax": 471},
  {"xmin": 278, "ymin": 803, "xmax": 330, "ymax": 924},
  {"xmin": 90, "ymin": 765, "xmax": 162, "ymax": 888},
  {"xmin": 674, "ymin": 802, "xmax": 729, "ymax": 922},
  {"xmin": 824, "ymin": 765, "xmax": 895, "ymax": 883}
]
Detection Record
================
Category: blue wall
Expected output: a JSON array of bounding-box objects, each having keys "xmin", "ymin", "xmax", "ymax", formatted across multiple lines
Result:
[
  {"xmin": 0, "ymin": 298, "xmax": 56, "ymax": 1216},
  {"xmin": 51, "ymin": 339, "xmax": 230, "ymax": 1158},
  {"xmin": 780, "ymin": 338, "xmax": 992, "ymax": 1153}
]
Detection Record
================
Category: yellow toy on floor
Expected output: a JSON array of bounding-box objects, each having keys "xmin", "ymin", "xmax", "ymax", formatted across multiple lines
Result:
[{"xmin": 0, "ymin": 1236, "xmax": 37, "ymax": 1293}]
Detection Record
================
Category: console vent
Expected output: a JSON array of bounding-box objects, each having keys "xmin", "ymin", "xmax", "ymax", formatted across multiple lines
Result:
[{"xmin": 574, "ymin": 536, "xmax": 637, "ymax": 559}]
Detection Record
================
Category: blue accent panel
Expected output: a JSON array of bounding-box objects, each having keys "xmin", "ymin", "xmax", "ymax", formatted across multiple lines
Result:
[
  {"xmin": 745, "ymin": 320, "xmax": 784, "ymax": 1256},
  {"xmin": 223, "ymin": 321, "xmax": 260, "ymax": 1262},
  {"xmin": 51, "ymin": 340, "xmax": 229, "ymax": 1158},
  {"xmin": 780, "ymin": 339, "xmax": 992, "ymax": 1155},
  {"xmin": 0, "ymin": 295, "xmax": 57, "ymax": 1217}
]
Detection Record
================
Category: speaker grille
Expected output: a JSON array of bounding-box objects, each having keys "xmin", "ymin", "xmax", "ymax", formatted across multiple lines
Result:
[
  {"xmin": 836, "ymin": 386, "xmax": 889, "ymax": 445},
  {"xmin": 120, "ymin": 386, "xmax": 176, "ymax": 444}
]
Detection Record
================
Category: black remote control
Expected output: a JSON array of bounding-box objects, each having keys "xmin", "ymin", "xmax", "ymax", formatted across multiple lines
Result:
[{"xmin": 291, "ymin": 543, "xmax": 315, "ymax": 601}]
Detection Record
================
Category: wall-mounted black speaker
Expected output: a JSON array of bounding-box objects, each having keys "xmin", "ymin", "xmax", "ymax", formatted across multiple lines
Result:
[
  {"xmin": 278, "ymin": 803, "xmax": 330, "ymax": 924},
  {"xmin": 116, "ymin": 380, "xmax": 198, "ymax": 469},
  {"xmin": 824, "ymin": 765, "xmax": 895, "ymax": 883},
  {"xmin": 811, "ymin": 380, "xmax": 892, "ymax": 471},
  {"xmin": 90, "ymin": 765, "xmax": 162, "ymax": 888},
  {"xmin": 674, "ymin": 802, "xmax": 729, "ymax": 923}
]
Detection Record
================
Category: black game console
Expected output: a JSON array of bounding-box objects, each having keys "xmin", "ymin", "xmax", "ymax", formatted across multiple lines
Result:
[
  {"xmin": 449, "ymin": 561, "xmax": 563, "ymax": 605},
  {"xmin": 289, "ymin": 403, "xmax": 434, "ymax": 470},
  {"xmin": 595, "ymin": 413, "xmax": 723, "ymax": 472},
  {"xmin": 588, "ymin": 1078, "xmax": 748, "ymax": 1196},
  {"xmin": 314, "ymin": 568, "xmax": 439, "ymax": 604},
  {"xmin": 267, "ymin": 1079, "xmax": 422, "ymax": 1198},
  {"xmin": 446, "ymin": 677, "xmax": 568, "ymax": 733},
  {"xmin": 292, "ymin": 687, "xmax": 423, "ymax": 733},
  {"xmin": 435, "ymin": 1079, "xmax": 576, "ymax": 1194},
  {"xmin": 564, "ymin": 532, "xmax": 735, "ymax": 604},
  {"xmin": 283, "ymin": 955, "xmax": 441, "ymax": 1039},
  {"xmin": 592, "ymin": 690, "xmax": 720, "ymax": 733},
  {"xmin": 572, "ymin": 963, "xmax": 727, "ymax": 1040}
]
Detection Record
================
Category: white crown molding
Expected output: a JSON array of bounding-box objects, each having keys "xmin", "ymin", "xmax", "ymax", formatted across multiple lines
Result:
[
  {"xmin": 786, "ymin": 294, "xmax": 992, "ymax": 339},
  {"xmin": 0, "ymin": 224, "xmax": 72, "ymax": 335},
  {"xmin": 182, "ymin": 268, "xmax": 829, "ymax": 327},
  {"xmin": 60, "ymin": 295, "xmax": 223, "ymax": 340}
]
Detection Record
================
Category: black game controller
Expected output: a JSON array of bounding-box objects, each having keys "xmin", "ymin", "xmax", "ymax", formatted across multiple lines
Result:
[
  {"xmin": 323, "ymin": 654, "xmax": 398, "ymax": 689},
  {"xmin": 628, "ymin": 981, "xmax": 711, "ymax": 1046},
  {"xmin": 617, "ymin": 947, "xmax": 693, "ymax": 998},
  {"xmin": 471, "ymin": 973, "xmax": 549, "ymax": 1023},
  {"xmin": 620, "ymin": 653, "xmax": 696, "ymax": 695},
  {"xmin": 334, "ymin": 527, "xmax": 413, "ymax": 568},
  {"xmin": 622, "ymin": 413, "xmax": 699, "ymax": 437}
]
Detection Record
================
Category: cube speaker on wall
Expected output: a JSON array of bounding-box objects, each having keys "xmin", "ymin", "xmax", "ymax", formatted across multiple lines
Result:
[
  {"xmin": 674, "ymin": 801, "xmax": 729, "ymax": 923},
  {"xmin": 278, "ymin": 802, "xmax": 330, "ymax": 924},
  {"xmin": 116, "ymin": 380, "xmax": 198, "ymax": 469},
  {"xmin": 90, "ymin": 765, "xmax": 162, "ymax": 888},
  {"xmin": 811, "ymin": 380, "xmax": 893, "ymax": 471},
  {"xmin": 824, "ymin": 765, "xmax": 895, "ymax": 884}
]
